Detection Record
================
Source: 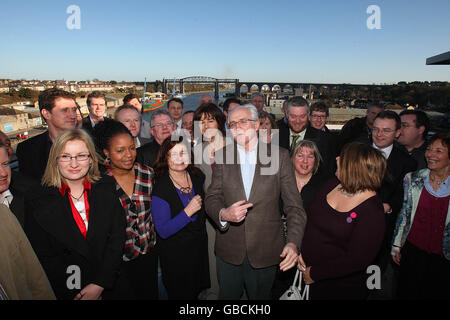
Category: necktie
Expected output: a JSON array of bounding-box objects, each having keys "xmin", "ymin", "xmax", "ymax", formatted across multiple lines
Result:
[{"xmin": 291, "ymin": 134, "xmax": 300, "ymax": 151}]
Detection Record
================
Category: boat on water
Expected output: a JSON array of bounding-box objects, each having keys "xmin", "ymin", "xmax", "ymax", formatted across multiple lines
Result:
[
  {"xmin": 171, "ymin": 91, "xmax": 186, "ymax": 99},
  {"xmin": 142, "ymin": 91, "xmax": 167, "ymax": 112},
  {"xmin": 142, "ymin": 100, "xmax": 165, "ymax": 112}
]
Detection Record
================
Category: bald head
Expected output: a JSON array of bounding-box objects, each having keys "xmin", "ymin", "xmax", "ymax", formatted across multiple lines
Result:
[{"xmin": 199, "ymin": 94, "xmax": 213, "ymax": 106}]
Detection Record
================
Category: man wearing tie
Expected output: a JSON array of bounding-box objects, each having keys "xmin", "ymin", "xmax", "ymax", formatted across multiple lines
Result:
[{"xmin": 278, "ymin": 97, "xmax": 337, "ymax": 175}]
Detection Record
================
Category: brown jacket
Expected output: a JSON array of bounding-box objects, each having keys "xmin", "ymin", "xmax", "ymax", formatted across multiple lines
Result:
[
  {"xmin": 0, "ymin": 205, "xmax": 55, "ymax": 300},
  {"xmin": 205, "ymin": 142, "xmax": 307, "ymax": 268}
]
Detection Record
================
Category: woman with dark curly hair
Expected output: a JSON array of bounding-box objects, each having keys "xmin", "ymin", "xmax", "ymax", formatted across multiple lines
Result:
[{"xmin": 94, "ymin": 120, "xmax": 158, "ymax": 299}]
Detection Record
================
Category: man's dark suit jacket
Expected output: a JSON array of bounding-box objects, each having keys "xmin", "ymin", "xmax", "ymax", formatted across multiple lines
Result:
[
  {"xmin": 278, "ymin": 124, "xmax": 338, "ymax": 175},
  {"xmin": 135, "ymin": 140, "xmax": 161, "ymax": 168},
  {"xmin": 16, "ymin": 131, "xmax": 52, "ymax": 183},
  {"xmin": 380, "ymin": 144, "xmax": 417, "ymax": 241},
  {"xmin": 9, "ymin": 171, "xmax": 39, "ymax": 227},
  {"xmin": 81, "ymin": 116, "xmax": 115, "ymax": 137}
]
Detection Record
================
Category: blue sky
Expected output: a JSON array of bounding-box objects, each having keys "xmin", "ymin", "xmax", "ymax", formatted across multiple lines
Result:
[{"xmin": 0, "ymin": 0, "xmax": 449, "ymax": 84}]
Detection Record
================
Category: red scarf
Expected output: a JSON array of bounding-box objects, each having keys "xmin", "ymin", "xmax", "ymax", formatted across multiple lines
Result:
[{"xmin": 59, "ymin": 179, "xmax": 92, "ymax": 238}]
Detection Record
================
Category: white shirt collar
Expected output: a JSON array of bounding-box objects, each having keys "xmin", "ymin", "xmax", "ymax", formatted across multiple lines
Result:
[
  {"xmin": 372, "ymin": 143, "xmax": 394, "ymax": 159},
  {"xmin": 0, "ymin": 189, "xmax": 13, "ymax": 207}
]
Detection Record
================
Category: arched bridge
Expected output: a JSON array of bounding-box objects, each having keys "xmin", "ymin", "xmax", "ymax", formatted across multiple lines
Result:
[{"xmin": 163, "ymin": 76, "xmax": 239, "ymax": 100}]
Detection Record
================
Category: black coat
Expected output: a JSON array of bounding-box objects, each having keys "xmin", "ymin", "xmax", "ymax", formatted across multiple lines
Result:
[
  {"xmin": 136, "ymin": 140, "xmax": 161, "ymax": 168},
  {"xmin": 380, "ymin": 144, "xmax": 417, "ymax": 240},
  {"xmin": 152, "ymin": 169, "xmax": 210, "ymax": 299},
  {"xmin": 16, "ymin": 131, "xmax": 52, "ymax": 183},
  {"xmin": 81, "ymin": 116, "xmax": 115, "ymax": 137},
  {"xmin": 9, "ymin": 171, "xmax": 39, "ymax": 227},
  {"xmin": 24, "ymin": 176, "xmax": 126, "ymax": 300}
]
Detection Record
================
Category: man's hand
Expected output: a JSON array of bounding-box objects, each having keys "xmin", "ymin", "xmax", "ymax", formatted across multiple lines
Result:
[
  {"xmin": 74, "ymin": 283, "xmax": 104, "ymax": 300},
  {"xmin": 279, "ymin": 242, "xmax": 298, "ymax": 272},
  {"xmin": 221, "ymin": 200, "xmax": 253, "ymax": 223}
]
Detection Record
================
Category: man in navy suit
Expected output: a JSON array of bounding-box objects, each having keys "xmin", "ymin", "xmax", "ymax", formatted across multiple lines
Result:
[
  {"xmin": 370, "ymin": 110, "xmax": 417, "ymax": 299},
  {"xmin": 81, "ymin": 91, "xmax": 113, "ymax": 136}
]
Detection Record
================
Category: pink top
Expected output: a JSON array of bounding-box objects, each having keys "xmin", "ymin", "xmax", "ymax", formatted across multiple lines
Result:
[{"xmin": 407, "ymin": 187, "xmax": 449, "ymax": 256}]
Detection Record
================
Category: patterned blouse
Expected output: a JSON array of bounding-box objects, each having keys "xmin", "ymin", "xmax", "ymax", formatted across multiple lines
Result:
[{"xmin": 106, "ymin": 162, "xmax": 156, "ymax": 261}]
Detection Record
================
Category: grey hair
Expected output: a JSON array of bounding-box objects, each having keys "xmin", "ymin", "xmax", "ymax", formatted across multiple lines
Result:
[
  {"xmin": 227, "ymin": 104, "xmax": 259, "ymax": 124},
  {"xmin": 150, "ymin": 109, "xmax": 174, "ymax": 127},
  {"xmin": 286, "ymin": 96, "xmax": 309, "ymax": 115}
]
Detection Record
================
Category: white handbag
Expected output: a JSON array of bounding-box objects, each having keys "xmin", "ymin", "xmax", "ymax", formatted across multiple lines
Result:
[{"xmin": 279, "ymin": 269, "xmax": 310, "ymax": 300}]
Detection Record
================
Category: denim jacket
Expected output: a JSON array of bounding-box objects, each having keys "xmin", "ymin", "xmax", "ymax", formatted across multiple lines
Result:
[{"xmin": 392, "ymin": 169, "xmax": 450, "ymax": 260}]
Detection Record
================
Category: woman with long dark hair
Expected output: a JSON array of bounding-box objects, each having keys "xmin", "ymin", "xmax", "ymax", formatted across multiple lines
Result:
[
  {"xmin": 192, "ymin": 102, "xmax": 227, "ymax": 299},
  {"xmin": 151, "ymin": 136, "xmax": 210, "ymax": 300}
]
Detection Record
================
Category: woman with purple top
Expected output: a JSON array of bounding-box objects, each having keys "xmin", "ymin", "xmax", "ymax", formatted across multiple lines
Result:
[
  {"xmin": 151, "ymin": 136, "xmax": 210, "ymax": 300},
  {"xmin": 298, "ymin": 142, "xmax": 387, "ymax": 300}
]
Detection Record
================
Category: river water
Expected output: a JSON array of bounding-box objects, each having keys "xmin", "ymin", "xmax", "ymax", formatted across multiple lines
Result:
[{"xmin": 141, "ymin": 90, "xmax": 239, "ymax": 123}]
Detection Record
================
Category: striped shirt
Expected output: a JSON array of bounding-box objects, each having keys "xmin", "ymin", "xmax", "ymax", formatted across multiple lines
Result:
[{"xmin": 107, "ymin": 162, "xmax": 156, "ymax": 261}]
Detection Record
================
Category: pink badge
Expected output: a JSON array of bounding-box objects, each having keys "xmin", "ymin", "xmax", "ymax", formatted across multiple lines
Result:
[{"xmin": 350, "ymin": 212, "xmax": 357, "ymax": 219}]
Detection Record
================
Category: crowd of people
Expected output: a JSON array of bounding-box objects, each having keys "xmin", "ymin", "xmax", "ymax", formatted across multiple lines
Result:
[{"xmin": 0, "ymin": 88, "xmax": 448, "ymax": 300}]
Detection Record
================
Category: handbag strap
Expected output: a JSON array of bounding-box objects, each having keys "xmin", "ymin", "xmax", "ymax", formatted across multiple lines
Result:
[{"xmin": 292, "ymin": 269, "xmax": 303, "ymax": 291}]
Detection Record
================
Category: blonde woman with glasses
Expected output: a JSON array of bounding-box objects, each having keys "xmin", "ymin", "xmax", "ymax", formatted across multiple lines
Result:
[{"xmin": 24, "ymin": 129, "xmax": 126, "ymax": 300}]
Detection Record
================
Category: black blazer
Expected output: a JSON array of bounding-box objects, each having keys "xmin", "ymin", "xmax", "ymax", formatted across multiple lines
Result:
[
  {"xmin": 136, "ymin": 140, "xmax": 161, "ymax": 168},
  {"xmin": 380, "ymin": 144, "xmax": 417, "ymax": 215},
  {"xmin": 278, "ymin": 124, "xmax": 338, "ymax": 175},
  {"xmin": 82, "ymin": 116, "xmax": 115, "ymax": 137},
  {"xmin": 16, "ymin": 131, "xmax": 53, "ymax": 183},
  {"xmin": 9, "ymin": 171, "xmax": 39, "ymax": 227},
  {"xmin": 24, "ymin": 176, "xmax": 126, "ymax": 300}
]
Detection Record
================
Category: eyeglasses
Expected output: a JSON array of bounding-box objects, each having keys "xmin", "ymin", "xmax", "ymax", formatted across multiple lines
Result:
[
  {"xmin": 228, "ymin": 119, "xmax": 256, "ymax": 129},
  {"xmin": 372, "ymin": 128, "xmax": 396, "ymax": 135},
  {"xmin": 152, "ymin": 121, "xmax": 174, "ymax": 129},
  {"xmin": 58, "ymin": 154, "xmax": 91, "ymax": 162},
  {"xmin": 310, "ymin": 115, "xmax": 327, "ymax": 120}
]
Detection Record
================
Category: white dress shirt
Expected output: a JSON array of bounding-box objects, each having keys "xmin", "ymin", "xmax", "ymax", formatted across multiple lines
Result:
[
  {"xmin": 0, "ymin": 190, "xmax": 13, "ymax": 208},
  {"xmin": 372, "ymin": 143, "xmax": 393, "ymax": 159}
]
